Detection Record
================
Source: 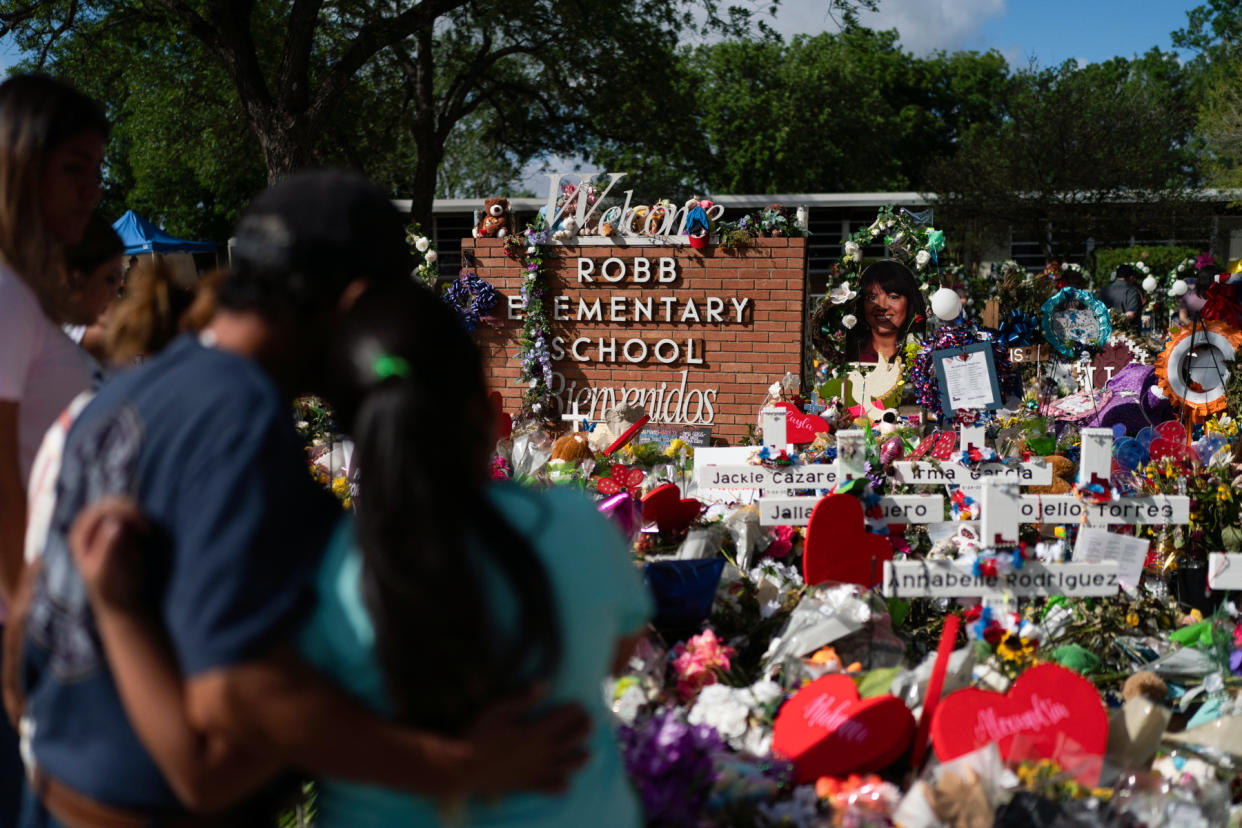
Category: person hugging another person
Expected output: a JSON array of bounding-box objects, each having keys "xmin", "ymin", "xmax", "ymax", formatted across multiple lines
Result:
[
  {"xmin": 13, "ymin": 170, "xmax": 601, "ymax": 828},
  {"xmin": 844, "ymin": 259, "xmax": 927, "ymax": 364}
]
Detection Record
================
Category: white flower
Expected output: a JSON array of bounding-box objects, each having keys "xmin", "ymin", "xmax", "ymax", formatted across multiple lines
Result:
[
  {"xmin": 759, "ymin": 599, "xmax": 782, "ymax": 619},
  {"xmin": 844, "ymin": 241, "xmax": 862, "ymax": 262},
  {"xmin": 915, "ymin": 249, "xmax": 931, "ymax": 268},
  {"xmin": 414, "ymin": 236, "xmax": 430, "ymax": 252},
  {"xmin": 613, "ymin": 685, "xmax": 646, "ymax": 724},
  {"xmin": 868, "ymin": 221, "xmax": 883, "ymax": 237},
  {"xmin": 828, "ymin": 283, "xmax": 856, "ymax": 305},
  {"xmin": 885, "ymin": 219, "xmax": 894, "ymax": 229},
  {"xmin": 532, "ymin": 403, "xmax": 542, "ymax": 413},
  {"xmin": 892, "ymin": 231, "xmax": 904, "ymax": 244},
  {"xmin": 424, "ymin": 250, "xmax": 438, "ymax": 264},
  {"xmin": 526, "ymin": 244, "xmax": 537, "ymax": 255},
  {"xmin": 768, "ymin": 381, "xmax": 782, "ymax": 397},
  {"xmin": 841, "ymin": 314, "xmax": 858, "ymax": 329},
  {"xmin": 748, "ymin": 679, "xmax": 783, "ymax": 706},
  {"xmin": 688, "ymin": 685, "xmax": 750, "ymax": 743}
]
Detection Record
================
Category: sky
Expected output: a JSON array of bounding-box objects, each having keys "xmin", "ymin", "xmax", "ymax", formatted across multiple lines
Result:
[{"xmin": 760, "ymin": 0, "xmax": 1198, "ymax": 66}]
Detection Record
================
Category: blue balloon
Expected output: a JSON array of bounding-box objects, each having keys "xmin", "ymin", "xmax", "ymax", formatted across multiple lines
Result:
[
  {"xmin": 1135, "ymin": 427, "xmax": 1158, "ymax": 450},
  {"xmin": 1112, "ymin": 423, "xmax": 1128, "ymax": 440},
  {"xmin": 1112, "ymin": 437, "xmax": 1147, "ymax": 471}
]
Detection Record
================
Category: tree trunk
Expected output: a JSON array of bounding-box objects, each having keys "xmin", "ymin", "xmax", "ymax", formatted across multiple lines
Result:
[{"xmin": 407, "ymin": 142, "xmax": 442, "ymax": 233}]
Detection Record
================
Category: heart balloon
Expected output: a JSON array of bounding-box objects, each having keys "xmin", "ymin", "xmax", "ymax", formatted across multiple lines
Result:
[
  {"xmin": 773, "ymin": 674, "xmax": 914, "ymax": 783},
  {"xmin": 1155, "ymin": 420, "xmax": 1186, "ymax": 443},
  {"xmin": 641, "ymin": 483, "xmax": 703, "ymax": 535},
  {"xmin": 1148, "ymin": 437, "xmax": 1196, "ymax": 467},
  {"xmin": 932, "ymin": 663, "xmax": 1107, "ymax": 786},
  {"xmin": 774, "ymin": 402, "xmax": 831, "ymax": 444},
  {"xmin": 803, "ymin": 493, "xmax": 893, "ymax": 588}
]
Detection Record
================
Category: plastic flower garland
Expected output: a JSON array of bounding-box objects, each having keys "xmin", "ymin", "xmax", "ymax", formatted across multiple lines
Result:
[
  {"xmin": 811, "ymin": 205, "xmax": 944, "ymax": 376},
  {"xmin": 405, "ymin": 223, "xmax": 439, "ymax": 286},
  {"xmin": 909, "ymin": 324, "xmax": 1018, "ymax": 421},
  {"xmin": 441, "ymin": 268, "xmax": 499, "ymax": 332},
  {"xmin": 1040, "ymin": 287, "xmax": 1112, "ymax": 359},
  {"xmin": 503, "ymin": 223, "xmax": 555, "ymax": 417}
]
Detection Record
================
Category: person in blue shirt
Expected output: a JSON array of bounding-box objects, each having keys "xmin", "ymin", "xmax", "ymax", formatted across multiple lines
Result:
[
  {"xmin": 71, "ymin": 278, "xmax": 652, "ymax": 826},
  {"xmin": 12, "ymin": 172, "xmax": 591, "ymax": 827}
]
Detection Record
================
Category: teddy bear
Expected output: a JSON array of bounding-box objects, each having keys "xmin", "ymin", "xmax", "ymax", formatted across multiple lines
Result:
[
  {"xmin": 473, "ymin": 197, "xmax": 512, "ymax": 238},
  {"xmin": 546, "ymin": 432, "xmax": 594, "ymax": 483}
]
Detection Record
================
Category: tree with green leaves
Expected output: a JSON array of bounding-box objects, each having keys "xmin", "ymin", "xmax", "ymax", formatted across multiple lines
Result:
[
  {"xmin": 582, "ymin": 27, "xmax": 1009, "ymax": 200},
  {"xmin": 0, "ymin": 0, "xmax": 880, "ymax": 235},
  {"xmin": 1175, "ymin": 0, "xmax": 1242, "ymax": 191},
  {"xmin": 925, "ymin": 50, "xmax": 1204, "ymax": 263}
]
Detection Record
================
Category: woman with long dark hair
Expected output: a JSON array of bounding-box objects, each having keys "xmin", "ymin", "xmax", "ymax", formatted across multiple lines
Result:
[
  {"xmin": 844, "ymin": 260, "xmax": 926, "ymax": 363},
  {"xmin": 0, "ymin": 74, "xmax": 107, "ymax": 822},
  {"xmin": 71, "ymin": 279, "xmax": 651, "ymax": 826}
]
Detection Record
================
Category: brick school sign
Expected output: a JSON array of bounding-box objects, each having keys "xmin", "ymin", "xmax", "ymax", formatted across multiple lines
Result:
[{"xmin": 466, "ymin": 238, "xmax": 807, "ymax": 444}]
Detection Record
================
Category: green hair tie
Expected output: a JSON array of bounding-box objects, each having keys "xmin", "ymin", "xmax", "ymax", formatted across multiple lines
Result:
[{"xmin": 373, "ymin": 354, "xmax": 411, "ymax": 381}]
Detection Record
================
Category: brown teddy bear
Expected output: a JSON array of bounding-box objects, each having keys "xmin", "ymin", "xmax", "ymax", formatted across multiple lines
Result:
[{"xmin": 474, "ymin": 197, "xmax": 512, "ymax": 238}]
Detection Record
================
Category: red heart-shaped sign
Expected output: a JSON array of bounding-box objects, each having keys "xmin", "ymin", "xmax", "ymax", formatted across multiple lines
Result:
[
  {"xmin": 615, "ymin": 465, "xmax": 644, "ymax": 489},
  {"xmin": 932, "ymin": 663, "xmax": 1107, "ymax": 785},
  {"xmin": 803, "ymin": 494, "xmax": 893, "ymax": 588},
  {"xmin": 775, "ymin": 402, "xmax": 832, "ymax": 444},
  {"xmin": 641, "ymin": 483, "xmax": 703, "ymax": 535},
  {"xmin": 773, "ymin": 674, "xmax": 914, "ymax": 782}
]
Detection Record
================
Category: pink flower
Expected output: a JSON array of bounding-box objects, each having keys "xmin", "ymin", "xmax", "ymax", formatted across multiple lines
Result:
[
  {"xmin": 671, "ymin": 629, "xmax": 735, "ymax": 701},
  {"xmin": 1232, "ymin": 624, "xmax": 1242, "ymax": 649},
  {"xmin": 766, "ymin": 526, "xmax": 796, "ymax": 559}
]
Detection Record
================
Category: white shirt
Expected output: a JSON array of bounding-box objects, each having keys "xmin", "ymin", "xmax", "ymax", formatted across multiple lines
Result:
[{"xmin": 0, "ymin": 263, "xmax": 91, "ymax": 482}]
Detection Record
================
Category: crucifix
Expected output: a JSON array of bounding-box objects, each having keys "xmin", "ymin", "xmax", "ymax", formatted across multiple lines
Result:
[{"xmin": 560, "ymin": 401, "xmax": 588, "ymax": 432}]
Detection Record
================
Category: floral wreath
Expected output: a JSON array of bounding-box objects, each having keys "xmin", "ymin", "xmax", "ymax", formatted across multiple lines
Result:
[
  {"xmin": 442, "ymin": 268, "xmax": 499, "ymax": 332},
  {"xmin": 811, "ymin": 205, "xmax": 942, "ymax": 377},
  {"xmin": 909, "ymin": 324, "xmax": 1018, "ymax": 422},
  {"xmin": 1040, "ymin": 287, "xmax": 1112, "ymax": 359},
  {"xmin": 990, "ymin": 260, "xmax": 1027, "ymax": 281},
  {"xmin": 1043, "ymin": 261, "xmax": 1092, "ymax": 288}
]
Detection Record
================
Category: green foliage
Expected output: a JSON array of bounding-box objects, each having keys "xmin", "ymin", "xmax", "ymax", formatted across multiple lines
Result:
[
  {"xmin": 928, "ymin": 51, "xmax": 1204, "ymax": 263},
  {"xmin": 583, "ymin": 28, "xmax": 1010, "ymax": 197},
  {"xmin": 1091, "ymin": 246, "xmax": 1202, "ymax": 282}
]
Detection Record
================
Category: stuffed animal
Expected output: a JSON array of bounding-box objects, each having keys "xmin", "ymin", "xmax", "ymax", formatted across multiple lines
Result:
[
  {"xmin": 547, "ymin": 432, "xmax": 594, "ymax": 484},
  {"xmin": 552, "ymin": 215, "xmax": 578, "ymax": 242},
  {"xmin": 474, "ymin": 197, "xmax": 512, "ymax": 239}
]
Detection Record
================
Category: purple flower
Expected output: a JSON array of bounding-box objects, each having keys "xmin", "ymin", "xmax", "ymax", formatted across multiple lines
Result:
[
  {"xmin": 1230, "ymin": 649, "xmax": 1242, "ymax": 676},
  {"xmin": 619, "ymin": 708, "xmax": 723, "ymax": 825}
]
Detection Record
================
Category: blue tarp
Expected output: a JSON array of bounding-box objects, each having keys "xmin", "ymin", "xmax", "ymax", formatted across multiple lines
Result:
[{"xmin": 112, "ymin": 210, "xmax": 217, "ymax": 256}]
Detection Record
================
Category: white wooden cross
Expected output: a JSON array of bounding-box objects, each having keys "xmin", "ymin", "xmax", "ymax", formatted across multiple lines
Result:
[
  {"xmin": 885, "ymin": 428, "xmax": 1191, "ymax": 598},
  {"xmin": 560, "ymin": 401, "xmax": 588, "ymax": 432}
]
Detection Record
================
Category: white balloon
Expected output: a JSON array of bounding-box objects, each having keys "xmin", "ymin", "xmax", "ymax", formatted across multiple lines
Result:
[
  {"xmin": 1141, "ymin": 275, "xmax": 1158, "ymax": 293},
  {"xmin": 1169, "ymin": 279, "xmax": 1188, "ymax": 297},
  {"xmin": 930, "ymin": 287, "xmax": 963, "ymax": 321}
]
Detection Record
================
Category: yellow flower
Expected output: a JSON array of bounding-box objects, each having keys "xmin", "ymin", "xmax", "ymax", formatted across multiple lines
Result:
[
  {"xmin": 1126, "ymin": 611, "xmax": 1140, "ymax": 627},
  {"xmin": 1189, "ymin": 608, "xmax": 1203, "ymax": 622}
]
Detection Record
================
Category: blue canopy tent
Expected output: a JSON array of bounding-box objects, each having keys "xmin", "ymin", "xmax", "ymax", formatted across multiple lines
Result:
[{"xmin": 112, "ymin": 210, "xmax": 217, "ymax": 256}]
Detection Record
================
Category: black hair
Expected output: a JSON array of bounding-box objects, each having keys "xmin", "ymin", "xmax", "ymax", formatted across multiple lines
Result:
[
  {"xmin": 1116, "ymin": 264, "xmax": 1136, "ymax": 281},
  {"xmin": 845, "ymin": 259, "xmax": 926, "ymax": 360},
  {"xmin": 218, "ymin": 169, "xmax": 413, "ymax": 321},
  {"xmin": 327, "ymin": 280, "xmax": 560, "ymax": 733},
  {"xmin": 66, "ymin": 214, "xmax": 123, "ymax": 275}
]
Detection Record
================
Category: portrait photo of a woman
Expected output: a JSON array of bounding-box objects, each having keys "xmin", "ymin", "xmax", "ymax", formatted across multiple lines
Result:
[{"xmin": 845, "ymin": 259, "xmax": 926, "ymax": 363}]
